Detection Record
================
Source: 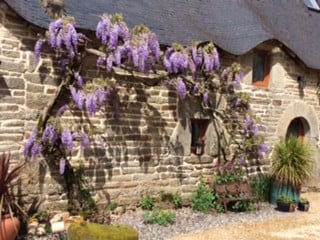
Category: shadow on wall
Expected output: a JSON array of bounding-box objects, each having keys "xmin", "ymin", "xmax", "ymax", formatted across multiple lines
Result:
[{"xmin": 2, "ymin": 3, "xmax": 184, "ymax": 208}]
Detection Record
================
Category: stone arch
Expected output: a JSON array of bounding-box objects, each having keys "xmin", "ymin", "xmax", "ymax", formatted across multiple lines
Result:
[{"xmin": 277, "ymin": 101, "xmax": 319, "ymax": 144}]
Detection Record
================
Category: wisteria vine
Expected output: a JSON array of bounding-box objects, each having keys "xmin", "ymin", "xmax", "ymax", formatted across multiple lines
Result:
[{"xmin": 29, "ymin": 13, "xmax": 269, "ymax": 178}]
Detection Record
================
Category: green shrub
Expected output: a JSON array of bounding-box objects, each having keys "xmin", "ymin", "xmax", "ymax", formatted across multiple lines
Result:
[
  {"xmin": 106, "ymin": 202, "xmax": 118, "ymax": 212},
  {"xmin": 143, "ymin": 210, "xmax": 176, "ymax": 226},
  {"xmin": 172, "ymin": 192, "xmax": 183, "ymax": 209},
  {"xmin": 230, "ymin": 200, "xmax": 253, "ymax": 212},
  {"xmin": 140, "ymin": 194, "xmax": 154, "ymax": 210},
  {"xmin": 192, "ymin": 181, "xmax": 214, "ymax": 213},
  {"xmin": 250, "ymin": 175, "xmax": 270, "ymax": 202},
  {"xmin": 67, "ymin": 222, "xmax": 138, "ymax": 240}
]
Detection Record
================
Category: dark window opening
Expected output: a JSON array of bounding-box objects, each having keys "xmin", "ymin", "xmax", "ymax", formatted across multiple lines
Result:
[
  {"xmin": 252, "ymin": 51, "xmax": 270, "ymax": 88},
  {"xmin": 191, "ymin": 119, "xmax": 209, "ymax": 155},
  {"xmin": 286, "ymin": 118, "xmax": 306, "ymax": 143}
]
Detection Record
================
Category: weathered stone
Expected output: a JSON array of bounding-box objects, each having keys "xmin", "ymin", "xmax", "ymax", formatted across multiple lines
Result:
[{"xmin": 1, "ymin": 60, "xmax": 25, "ymax": 73}]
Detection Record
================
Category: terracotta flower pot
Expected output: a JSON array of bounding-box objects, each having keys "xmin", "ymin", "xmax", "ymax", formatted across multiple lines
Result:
[{"xmin": 0, "ymin": 215, "xmax": 20, "ymax": 240}]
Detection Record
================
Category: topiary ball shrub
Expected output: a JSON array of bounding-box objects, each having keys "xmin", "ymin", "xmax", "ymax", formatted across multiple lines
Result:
[{"xmin": 67, "ymin": 221, "xmax": 139, "ymax": 240}]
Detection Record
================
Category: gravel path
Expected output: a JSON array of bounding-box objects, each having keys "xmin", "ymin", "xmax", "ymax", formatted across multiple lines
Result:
[
  {"xmin": 22, "ymin": 192, "xmax": 320, "ymax": 240},
  {"xmin": 111, "ymin": 202, "xmax": 295, "ymax": 240}
]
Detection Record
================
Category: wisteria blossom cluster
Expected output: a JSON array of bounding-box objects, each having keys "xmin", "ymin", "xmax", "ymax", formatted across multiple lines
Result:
[
  {"xmin": 96, "ymin": 14, "xmax": 160, "ymax": 73},
  {"xmin": 34, "ymin": 17, "xmax": 82, "ymax": 62},
  {"xmin": 221, "ymin": 63, "xmax": 244, "ymax": 88},
  {"xmin": 164, "ymin": 42, "xmax": 220, "ymax": 76},
  {"xmin": 70, "ymin": 85, "xmax": 118, "ymax": 117},
  {"xmin": 242, "ymin": 114, "xmax": 270, "ymax": 160}
]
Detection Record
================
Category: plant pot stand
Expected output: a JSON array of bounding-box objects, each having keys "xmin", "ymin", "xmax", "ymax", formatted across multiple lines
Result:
[
  {"xmin": 276, "ymin": 201, "xmax": 296, "ymax": 212},
  {"xmin": 298, "ymin": 202, "xmax": 310, "ymax": 211}
]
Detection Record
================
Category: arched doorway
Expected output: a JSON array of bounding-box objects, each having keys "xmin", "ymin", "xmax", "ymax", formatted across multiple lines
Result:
[{"xmin": 285, "ymin": 117, "xmax": 310, "ymax": 142}]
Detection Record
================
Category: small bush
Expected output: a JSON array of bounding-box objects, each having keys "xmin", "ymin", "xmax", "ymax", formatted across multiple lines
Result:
[
  {"xmin": 250, "ymin": 175, "xmax": 270, "ymax": 202},
  {"xmin": 106, "ymin": 202, "xmax": 118, "ymax": 212},
  {"xmin": 230, "ymin": 200, "xmax": 253, "ymax": 212},
  {"xmin": 140, "ymin": 194, "xmax": 154, "ymax": 210},
  {"xmin": 172, "ymin": 192, "xmax": 183, "ymax": 209},
  {"xmin": 143, "ymin": 210, "xmax": 176, "ymax": 226},
  {"xmin": 192, "ymin": 181, "xmax": 214, "ymax": 213}
]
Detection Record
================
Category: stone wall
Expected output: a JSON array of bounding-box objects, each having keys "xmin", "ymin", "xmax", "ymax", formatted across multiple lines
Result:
[{"xmin": 0, "ymin": 1, "xmax": 319, "ymax": 211}]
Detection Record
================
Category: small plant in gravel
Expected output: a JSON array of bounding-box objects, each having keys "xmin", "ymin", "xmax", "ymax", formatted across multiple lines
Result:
[
  {"xmin": 140, "ymin": 194, "xmax": 154, "ymax": 210},
  {"xmin": 172, "ymin": 192, "xmax": 183, "ymax": 209},
  {"xmin": 143, "ymin": 210, "xmax": 176, "ymax": 226},
  {"xmin": 106, "ymin": 202, "xmax": 118, "ymax": 212},
  {"xmin": 192, "ymin": 180, "xmax": 214, "ymax": 213},
  {"xmin": 230, "ymin": 200, "xmax": 254, "ymax": 212}
]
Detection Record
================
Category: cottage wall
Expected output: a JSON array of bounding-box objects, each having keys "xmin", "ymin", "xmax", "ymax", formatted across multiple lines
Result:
[{"xmin": 0, "ymin": 1, "xmax": 319, "ymax": 210}]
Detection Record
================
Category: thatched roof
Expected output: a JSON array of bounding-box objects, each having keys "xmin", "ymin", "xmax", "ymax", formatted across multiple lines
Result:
[{"xmin": 5, "ymin": 0, "xmax": 320, "ymax": 69}]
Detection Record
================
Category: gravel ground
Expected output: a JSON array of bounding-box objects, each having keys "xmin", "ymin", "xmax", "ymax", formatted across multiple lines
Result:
[
  {"xmin": 21, "ymin": 192, "xmax": 320, "ymax": 240},
  {"xmin": 111, "ymin": 202, "xmax": 293, "ymax": 240}
]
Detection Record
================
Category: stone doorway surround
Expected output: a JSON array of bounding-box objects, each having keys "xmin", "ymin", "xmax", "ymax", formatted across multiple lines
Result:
[{"xmin": 276, "ymin": 100, "xmax": 320, "ymax": 187}]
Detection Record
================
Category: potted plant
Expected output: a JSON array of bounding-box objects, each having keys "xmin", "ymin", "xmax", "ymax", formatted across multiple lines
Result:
[
  {"xmin": 276, "ymin": 195, "xmax": 296, "ymax": 212},
  {"xmin": 298, "ymin": 197, "xmax": 310, "ymax": 211},
  {"xmin": 0, "ymin": 152, "xmax": 26, "ymax": 240},
  {"xmin": 270, "ymin": 136, "xmax": 314, "ymax": 204}
]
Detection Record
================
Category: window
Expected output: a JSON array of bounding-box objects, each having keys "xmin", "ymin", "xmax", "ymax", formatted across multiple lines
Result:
[
  {"xmin": 190, "ymin": 119, "xmax": 209, "ymax": 155},
  {"xmin": 252, "ymin": 50, "xmax": 270, "ymax": 88}
]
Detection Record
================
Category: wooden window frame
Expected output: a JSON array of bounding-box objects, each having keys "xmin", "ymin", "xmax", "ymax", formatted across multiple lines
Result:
[
  {"xmin": 190, "ymin": 119, "xmax": 209, "ymax": 156},
  {"xmin": 252, "ymin": 50, "xmax": 271, "ymax": 88}
]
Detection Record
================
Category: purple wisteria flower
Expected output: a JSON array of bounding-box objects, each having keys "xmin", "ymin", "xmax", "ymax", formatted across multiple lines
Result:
[
  {"xmin": 234, "ymin": 72, "xmax": 243, "ymax": 88},
  {"xmin": 203, "ymin": 92, "xmax": 209, "ymax": 106},
  {"xmin": 96, "ymin": 14, "xmax": 111, "ymax": 45},
  {"xmin": 114, "ymin": 48, "xmax": 122, "ymax": 66},
  {"xmin": 176, "ymin": 79, "xmax": 187, "ymax": 100},
  {"xmin": 148, "ymin": 32, "xmax": 160, "ymax": 60},
  {"xmin": 95, "ymin": 88, "xmax": 107, "ymax": 106},
  {"xmin": 61, "ymin": 129, "xmax": 74, "ymax": 152},
  {"xmin": 59, "ymin": 158, "xmax": 66, "ymax": 175},
  {"xmin": 31, "ymin": 143, "xmax": 42, "ymax": 160},
  {"xmin": 258, "ymin": 143, "xmax": 270, "ymax": 159},
  {"xmin": 164, "ymin": 48, "xmax": 189, "ymax": 73},
  {"xmin": 23, "ymin": 130, "xmax": 37, "ymax": 158},
  {"xmin": 239, "ymin": 156, "xmax": 245, "ymax": 166},
  {"xmin": 80, "ymin": 132, "xmax": 90, "ymax": 149},
  {"xmin": 96, "ymin": 56, "xmax": 106, "ymax": 67},
  {"xmin": 204, "ymin": 52, "xmax": 215, "ymax": 72},
  {"xmin": 244, "ymin": 114, "xmax": 259, "ymax": 138},
  {"xmin": 213, "ymin": 48, "xmax": 220, "ymax": 70},
  {"xmin": 86, "ymin": 93, "xmax": 98, "ymax": 116},
  {"xmin": 70, "ymin": 86, "xmax": 84, "ymax": 110},
  {"xmin": 48, "ymin": 19, "xmax": 63, "ymax": 48},
  {"xmin": 60, "ymin": 59, "xmax": 69, "ymax": 73},
  {"xmin": 42, "ymin": 125, "xmax": 58, "ymax": 145},
  {"xmin": 110, "ymin": 24, "xmax": 120, "ymax": 49},
  {"xmin": 74, "ymin": 72, "xmax": 83, "ymax": 88},
  {"xmin": 106, "ymin": 55, "xmax": 114, "ymax": 72},
  {"xmin": 64, "ymin": 23, "xmax": 78, "ymax": 58},
  {"xmin": 163, "ymin": 48, "xmax": 174, "ymax": 73},
  {"xmin": 56, "ymin": 104, "xmax": 69, "ymax": 116},
  {"xmin": 191, "ymin": 46, "xmax": 203, "ymax": 67},
  {"xmin": 34, "ymin": 39, "xmax": 44, "ymax": 63}
]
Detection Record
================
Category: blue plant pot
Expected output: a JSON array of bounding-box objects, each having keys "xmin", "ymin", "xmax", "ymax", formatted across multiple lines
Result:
[{"xmin": 270, "ymin": 182, "xmax": 299, "ymax": 205}]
